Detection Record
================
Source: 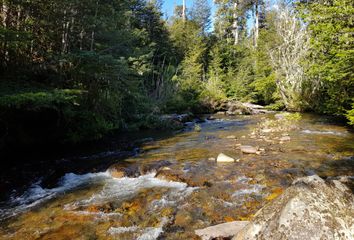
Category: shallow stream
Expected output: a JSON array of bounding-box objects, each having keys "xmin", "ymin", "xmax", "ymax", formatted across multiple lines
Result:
[{"xmin": 0, "ymin": 113, "xmax": 353, "ymax": 239}]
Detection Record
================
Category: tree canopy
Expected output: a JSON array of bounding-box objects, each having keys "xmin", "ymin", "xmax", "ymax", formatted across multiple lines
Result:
[{"xmin": 0, "ymin": 0, "xmax": 353, "ymax": 148}]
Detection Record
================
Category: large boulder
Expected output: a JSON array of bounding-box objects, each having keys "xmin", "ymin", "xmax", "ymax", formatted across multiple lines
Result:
[
  {"xmin": 233, "ymin": 175, "xmax": 354, "ymax": 240},
  {"xmin": 195, "ymin": 221, "xmax": 249, "ymax": 240},
  {"xmin": 210, "ymin": 100, "xmax": 271, "ymax": 115},
  {"xmin": 226, "ymin": 102, "xmax": 252, "ymax": 115},
  {"xmin": 242, "ymin": 103, "xmax": 265, "ymax": 110}
]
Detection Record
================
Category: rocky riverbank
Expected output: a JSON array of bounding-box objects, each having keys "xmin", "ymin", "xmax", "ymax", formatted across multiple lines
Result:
[{"xmin": 195, "ymin": 175, "xmax": 354, "ymax": 240}]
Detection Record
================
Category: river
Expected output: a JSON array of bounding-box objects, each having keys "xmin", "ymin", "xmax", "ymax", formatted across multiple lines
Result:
[{"xmin": 0, "ymin": 113, "xmax": 353, "ymax": 239}]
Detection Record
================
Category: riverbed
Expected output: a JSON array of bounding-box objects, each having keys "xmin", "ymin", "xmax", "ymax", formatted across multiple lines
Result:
[{"xmin": 0, "ymin": 113, "xmax": 353, "ymax": 239}]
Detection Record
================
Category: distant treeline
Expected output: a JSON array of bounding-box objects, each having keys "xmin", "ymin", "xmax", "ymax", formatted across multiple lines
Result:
[{"xmin": 0, "ymin": 0, "xmax": 353, "ymax": 148}]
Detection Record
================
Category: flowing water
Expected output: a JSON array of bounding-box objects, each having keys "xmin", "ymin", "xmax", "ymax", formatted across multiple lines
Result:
[{"xmin": 0, "ymin": 113, "xmax": 354, "ymax": 239}]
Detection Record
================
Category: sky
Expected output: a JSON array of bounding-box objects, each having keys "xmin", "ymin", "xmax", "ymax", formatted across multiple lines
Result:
[
  {"xmin": 161, "ymin": 0, "xmax": 279, "ymax": 33},
  {"xmin": 162, "ymin": 0, "xmax": 280, "ymax": 18},
  {"xmin": 162, "ymin": 0, "xmax": 216, "ymax": 21}
]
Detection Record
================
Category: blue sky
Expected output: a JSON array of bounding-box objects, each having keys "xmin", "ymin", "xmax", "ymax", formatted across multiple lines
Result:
[
  {"xmin": 162, "ymin": 0, "xmax": 216, "ymax": 20},
  {"xmin": 162, "ymin": 0, "xmax": 279, "ymax": 19},
  {"xmin": 161, "ymin": 0, "xmax": 279, "ymax": 32}
]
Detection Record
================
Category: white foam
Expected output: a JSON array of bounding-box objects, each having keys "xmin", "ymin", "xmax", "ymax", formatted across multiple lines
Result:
[
  {"xmin": 237, "ymin": 176, "xmax": 252, "ymax": 183},
  {"xmin": 150, "ymin": 197, "xmax": 175, "ymax": 210},
  {"xmin": 1, "ymin": 171, "xmax": 196, "ymax": 225},
  {"xmin": 108, "ymin": 226, "xmax": 139, "ymax": 235},
  {"xmin": 232, "ymin": 184, "xmax": 264, "ymax": 197},
  {"xmin": 66, "ymin": 173, "xmax": 193, "ymax": 210},
  {"xmin": 301, "ymin": 129, "xmax": 346, "ymax": 136},
  {"xmin": 212, "ymin": 197, "xmax": 236, "ymax": 207},
  {"xmin": 138, "ymin": 227, "xmax": 164, "ymax": 240},
  {"xmin": 107, "ymin": 217, "xmax": 169, "ymax": 239},
  {"xmin": 72, "ymin": 210, "xmax": 122, "ymax": 218},
  {"xmin": 137, "ymin": 217, "xmax": 168, "ymax": 240},
  {"xmin": 108, "ymin": 225, "xmax": 164, "ymax": 240},
  {"xmin": 0, "ymin": 172, "xmax": 110, "ymax": 220}
]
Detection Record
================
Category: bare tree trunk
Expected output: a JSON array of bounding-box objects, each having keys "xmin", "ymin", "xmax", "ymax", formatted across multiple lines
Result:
[
  {"xmin": 2, "ymin": 1, "xmax": 9, "ymax": 64},
  {"xmin": 79, "ymin": 28, "xmax": 84, "ymax": 50},
  {"xmin": 270, "ymin": 5, "xmax": 316, "ymax": 111},
  {"xmin": 90, "ymin": 0, "xmax": 99, "ymax": 51},
  {"xmin": 69, "ymin": 8, "xmax": 76, "ymax": 53},
  {"xmin": 2, "ymin": 1, "xmax": 8, "ymax": 27},
  {"xmin": 254, "ymin": 0, "xmax": 259, "ymax": 47},
  {"xmin": 90, "ymin": 30, "xmax": 95, "ymax": 51},
  {"xmin": 14, "ymin": 5, "xmax": 22, "ymax": 60},
  {"xmin": 157, "ymin": 56, "xmax": 166, "ymax": 100},
  {"xmin": 16, "ymin": 5, "xmax": 21, "ymax": 30},
  {"xmin": 182, "ymin": 0, "xmax": 186, "ymax": 21},
  {"xmin": 61, "ymin": 10, "xmax": 69, "ymax": 54},
  {"xmin": 232, "ymin": 1, "xmax": 239, "ymax": 45}
]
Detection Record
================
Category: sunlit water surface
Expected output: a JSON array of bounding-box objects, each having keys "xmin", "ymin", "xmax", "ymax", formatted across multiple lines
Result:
[{"xmin": 0, "ymin": 113, "xmax": 353, "ymax": 239}]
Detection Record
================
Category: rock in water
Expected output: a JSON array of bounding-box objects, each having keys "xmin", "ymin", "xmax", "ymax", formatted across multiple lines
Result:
[
  {"xmin": 240, "ymin": 145, "xmax": 258, "ymax": 154},
  {"xmin": 194, "ymin": 124, "xmax": 202, "ymax": 132},
  {"xmin": 233, "ymin": 175, "xmax": 354, "ymax": 240},
  {"xmin": 108, "ymin": 165, "xmax": 140, "ymax": 178},
  {"xmin": 108, "ymin": 160, "xmax": 172, "ymax": 178},
  {"xmin": 217, "ymin": 153, "xmax": 235, "ymax": 162},
  {"xmin": 226, "ymin": 135, "xmax": 237, "ymax": 139},
  {"xmin": 195, "ymin": 221, "xmax": 249, "ymax": 240},
  {"xmin": 279, "ymin": 136, "xmax": 291, "ymax": 142}
]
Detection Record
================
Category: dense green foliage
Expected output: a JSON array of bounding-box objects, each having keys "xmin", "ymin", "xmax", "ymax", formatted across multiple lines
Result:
[
  {"xmin": 0, "ymin": 0, "xmax": 177, "ymax": 146},
  {"xmin": 0, "ymin": 0, "xmax": 353, "ymax": 148},
  {"xmin": 298, "ymin": 0, "xmax": 354, "ymax": 120}
]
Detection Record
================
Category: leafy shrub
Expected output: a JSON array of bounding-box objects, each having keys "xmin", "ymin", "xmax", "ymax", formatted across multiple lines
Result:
[
  {"xmin": 346, "ymin": 103, "xmax": 354, "ymax": 126},
  {"xmin": 0, "ymin": 89, "xmax": 113, "ymax": 145},
  {"xmin": 266, "ymin": 101, "xmax": 286, "ymax": 111}
]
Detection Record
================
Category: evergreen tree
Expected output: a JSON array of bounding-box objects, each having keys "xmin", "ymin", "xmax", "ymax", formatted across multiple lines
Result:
[
  {"xmin": 204, "ymin": 45, "xmax": 227, "ymax": 101},
  {"xmin": 190, "ymin": 0, "xmax": 211, "ymax": 33},
  {"xmin": 298, "ymin": 0, "xmax": 354, "ymax": 120}
]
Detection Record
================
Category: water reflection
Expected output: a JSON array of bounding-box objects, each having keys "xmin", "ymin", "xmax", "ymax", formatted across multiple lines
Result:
[{"xmin": 0, "ymin": 113, "xmax": 353, "ymax": 239}]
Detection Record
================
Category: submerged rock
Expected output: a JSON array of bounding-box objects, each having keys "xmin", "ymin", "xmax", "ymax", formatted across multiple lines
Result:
[
  {"xmin": 156, "ymin": 168, "xmax": 211, "ymax": 187},
  {"xmin": 240, "ymin": 146, "xmax": 258, "ymax": 154},
  {"xmin": 161, "ymin": 113, "xmax": 193, "ymax": 122},
  {"xmin": 233, "ymin": 175, "xmax": 354, "ymax": 240},
  {"xmin": 108, "ymin": 160, "xmax": 172, "ymax": 178},
  {"xmin": 194, "ymin": 124, "xmax": 202, "ymax": 132},
  {"xmin": 279, "ymin": 136, "xmax": 291, "ymax": 142},
  {"xmin": 108, "ymin": 164, "xmax": 140, "ymax": 178},
  {"xmin": 217, "ymin": 153, "xmax": 235, "ymax": 163},
  {"xmin": 226, "ymin": 135, "xmax": 237, "ymax": 139},
  {"xmin": 139, "ymin": 160, "xmax": 172, "ymax": 175},
  {"xmin": 155, "ymin": 168, "xmax": 184, "ymax": 182},
  {"xmin": 195, "ymin": 221, "xmax": 249, "ymax": 240},
  {"xmin": 216, "ymin": 111, "xmax": 226, "ymax": 115},
  {"xmin": 207, "ymin": 115, "xmax": 216, "ymax": 120}
]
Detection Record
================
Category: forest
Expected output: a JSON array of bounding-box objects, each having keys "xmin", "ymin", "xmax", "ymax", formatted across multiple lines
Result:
[
  {"xmin": 1, "ymin": 1, "xmax": 354, "ymax": 239},
  {"xmin": 0, "ymin": 0, "xmax": 353, "ymax": 148}
]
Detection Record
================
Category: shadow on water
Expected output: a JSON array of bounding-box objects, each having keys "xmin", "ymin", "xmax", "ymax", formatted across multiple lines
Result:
[
  {"xmin": 0, "ymin": 127, "xmax": 180, "ymax": 202},
  {"xmin": 0, "ymin": 114, "xmax": 252, "ymax": 202},
  {"xmin": 0, "ymin": 112, "xmax": 354, "ymax": 239},
  {"xmin": 314, "ymin": 156, "xmax": 354, "ymax": 193}
]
